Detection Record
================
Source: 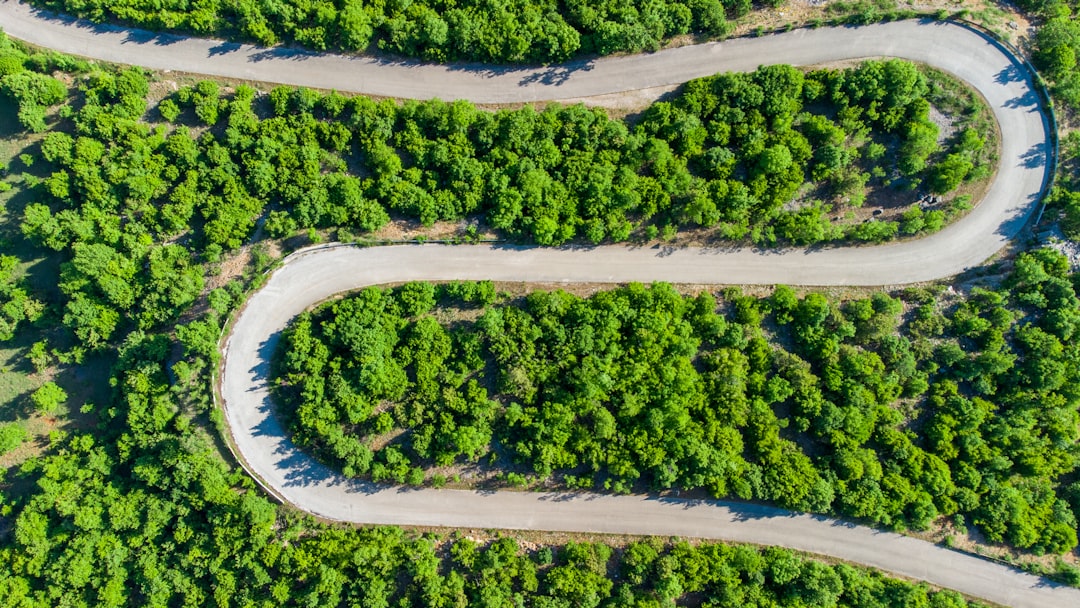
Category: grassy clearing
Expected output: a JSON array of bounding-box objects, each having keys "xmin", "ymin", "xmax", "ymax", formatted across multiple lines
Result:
[{"xmin": 0, "ymin": 92, "xmax": 108, "ymax": 472}]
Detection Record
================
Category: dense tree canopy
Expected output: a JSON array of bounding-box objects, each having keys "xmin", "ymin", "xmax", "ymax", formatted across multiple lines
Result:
[
  {"xmin": 30, "ymin": 0, "xmax": 749, "ymax": 64},
  {"xmin": 1026, "ymin": 1, "xmax": 1080, "ymax": 111},
  {"xmin": 0, "ymin": 30, "xmax": 991, "ymax": 357},
  {"xmin": 0, "ymin": 30, "xmax": 987, "ymax": 402},
  {"xmin": 0, "ymin": 32, "xmax": 1073, "ymax": 607},
  {"xmin": 277, "ymin": 249, "xmax": 1080, "ymax": 554},
  {"xmin": 0, "ymin": 35, "xmax": 989, "ymax": 382},
  {"xmin": 1, "ymin": 412, "xmax": 989, "ymax": 608},
  {"xmin": 1049, "ymin": 130, "xmax": 1080, "ymax": 238},
  {"xmin": 0, "ymin": 269, "xmax": 1003, "ymax": 606}
]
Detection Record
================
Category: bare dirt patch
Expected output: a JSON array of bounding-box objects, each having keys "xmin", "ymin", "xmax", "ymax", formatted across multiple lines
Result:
[
  {"xmin": 363, "ymin": 218, "xmax": 488, "ymax": 243},
  {"xmin": 554, "ymin": 84, "xmax": 682, "ymax": 115},
  {"xmin": 726, "ymin": 0, "xmax": 1030, "ymax": 46},
  {"xmin": 911, "ymin": 516, "xmax": 1080, "ymax": 574},
  {"xmin": 928, "ymin": 104, "xmax": 958, "ymax": 144},
  {"xmin": 206, "ymin": 248, "xmax": 252, "ymax": 292},
  {"xmin": 1040, "ymin": 225, "xmax": 1080, "ymax": 270}
]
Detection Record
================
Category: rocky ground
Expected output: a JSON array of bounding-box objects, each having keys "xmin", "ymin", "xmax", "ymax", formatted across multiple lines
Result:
[{"xmin": 1040, "ymin": 224, "xmax": 1080, "ymax": 269}]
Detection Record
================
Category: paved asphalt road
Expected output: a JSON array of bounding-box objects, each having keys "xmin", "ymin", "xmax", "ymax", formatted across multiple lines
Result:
[
  {"xmin": 5, "ymin": 2, "xmax": 1073, "ymax": 605},
  {"xmin": 0, "ymin": 5, "xmax": 1052, "ymax": 282},
  {"xmin": 223, "ymin": 245, "xmax": 1080, "ymax": 608}
]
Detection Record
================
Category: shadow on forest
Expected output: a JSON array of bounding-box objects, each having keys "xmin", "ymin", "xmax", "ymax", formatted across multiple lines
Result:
[
  {"xmin": 249, "ymin": 332, "xmax": 285, "ymax": 437},
  {"xmin": 119, "ymin": 28, "xmax": 184, "ymax": 47},
  {"xmin": 649, "ymin": 494, "xmax": 805, "ymax": 522},
  {"xmin": 0, "ymin": 86, "xmax": 106, "ymax": 430},
  {"xmin": 274, "ymin": 443, "xmax": 336, "ymax": 489},
  {"xmin": 536, "ymin": 491, "xmax": 601, "ymax": 503},
  {"xmin": 0, "ymin": 373, "xmax": 34, "ymax": 423},
  {"xmin": 27, "ymin": 6, "xmax": 186, "ymax": 47},
  {"xmin": 249, "ymin": 47, "xmax": 319, "ymax": 63}
]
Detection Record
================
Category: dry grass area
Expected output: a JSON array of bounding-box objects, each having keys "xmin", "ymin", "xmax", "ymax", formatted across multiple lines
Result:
[
  {"xmin": 364, "ymin": 218, "xmax": 488, "ymax": 243},
  {"xmin": 729, "ymin": 0, "xmax": 1030, "ymax": 44},
  {"xmin": 912, "ymin": 516, "xmax": 1080, "ymax": 572},
  {"xmin": 205, "ymin": 248, "xmax": 254, "ymax": 292},
  {"xmin": 552, "ymin": 84, "xmax": 683, "ymax": 115}
]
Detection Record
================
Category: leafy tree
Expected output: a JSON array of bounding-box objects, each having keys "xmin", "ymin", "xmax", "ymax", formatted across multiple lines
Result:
[
  {"xmin": 0, "ymin": 255, "xmax": 45, "ymax": 341},
  {"xmin": 930, "ymin": 153, "xmax": 973, "ymax": 194},
  {"xmin": 28, "ymin": 0, "xmax": 753, "ymax": 64},
  {"xmin": 0, "ymin": 422, "xmax": 27, "ymax": 455},
  {"xmin": 1, "ymin": 70, "xmax": 66, "ymax": 131},
  {"xmin": 277, "ymin": 249, "xmax": 1080, "ymax": 554},
  {"xmin": 30, "ymin": 381, "xmax": 67, "ymax": 416}
]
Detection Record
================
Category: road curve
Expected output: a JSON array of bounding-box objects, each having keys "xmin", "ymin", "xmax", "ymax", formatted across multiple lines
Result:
[
  {"xmin": 153, "ymin": 10, "xmax": 1069, "ymax": 608},
  {"xmin": 223, "ymin": 245, "xmax": 1080, "ymax": 608},
  {"xmin": 0, "ymin": 7, "xmax": 1052, "ymax": 279},
  {"xmin": 19, "ymin": 1, "xmax": 1064, "ymax": 603},
  {"xmin": 0, "ymin": 2, "xmax": 1057, "ymax": 106}
]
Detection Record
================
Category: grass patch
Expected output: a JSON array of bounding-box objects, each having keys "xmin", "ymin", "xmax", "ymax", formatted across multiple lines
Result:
[{"xmin": 0, "ymin": 93, "xmax": 105, "ymax": 472}]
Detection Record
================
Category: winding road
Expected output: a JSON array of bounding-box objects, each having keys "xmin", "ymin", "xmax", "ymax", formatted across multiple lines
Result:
[{"xmin": 4, "ymin": 2, "xmax": 1075, "ymax": 605}]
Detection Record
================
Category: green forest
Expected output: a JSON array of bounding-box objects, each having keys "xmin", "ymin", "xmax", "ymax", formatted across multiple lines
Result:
[
  {"xmin": 2, "ymin": 29, "xmax": 991, "ymax": 292},
  {"xmin": 0, "ymin": 30, "xmax": 998, "ymax": 360},
  {"xmin": 1027, "ymin": 0, "xmax": 1080, "ymax": 111},
  {"xmin": 32, "ymin": 0, "xmax": 750, "ymax": 63},
  {"xmin": 0, "ymin": 18, "xmax": 1075, "ymax": 606},
  {"xmin": 3, "ymin": 478, "xmax": 996, "ymax": 608},
  {"xmin": 1021, "ymin": 1, "xmax": 1080, "ymax": 238}
]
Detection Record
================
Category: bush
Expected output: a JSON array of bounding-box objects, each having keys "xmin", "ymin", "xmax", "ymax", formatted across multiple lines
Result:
[
  {"xmin": 0, "ymin": 422, "xmax": 26, "ymax": 455},
  {"xmin": 930, "ymin": 153, "xmax": 973, "ymax": 193},
  {"xmin": 158, "ymin": 98, "xmax": 180, "ymax": 122},
  {"xmin": 30, "ymin": 381, "xmax": 67, "ymax": 416}
]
